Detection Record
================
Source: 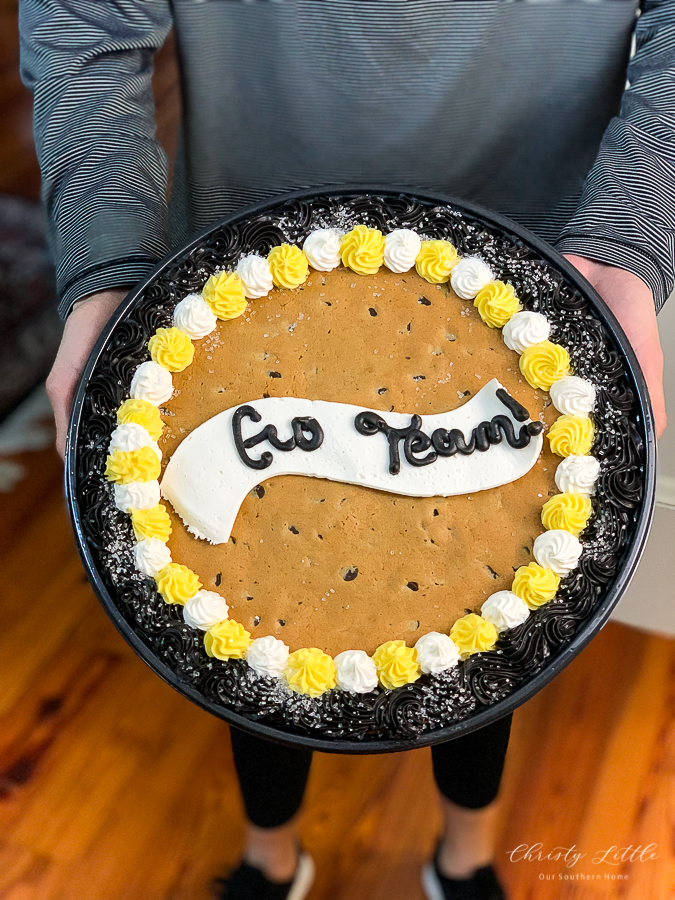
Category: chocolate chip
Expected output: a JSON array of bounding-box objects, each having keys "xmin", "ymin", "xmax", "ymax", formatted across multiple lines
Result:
[
  {"xmin": 413, "ymin": 375, "xmax": 426, "ymax": 381},
  {"xmin": 406, "ymin": 323, "xmax": 411, "ymax": 332},
  {"xmin": 369, "ymin": 308, "xmax": 377, "ymax": 316},
  {"xmin": 278, "ymin": 619, "xmax": 286, "ymax": 626},
  {"xmin": 246, "ymin": 596, "xmax": 253, "ymax": 601},
  {"xmin": 268, "ymin": 371, "xmax": 282, "ymax": 378},
  {"xmin": 215, "ymin": 572, "xmax": 222, "ymax": 586},
  {"xmin": 230, "ymin": 536, "xmax": 237, "ymax": 545},
  {"xmin": 433, "ymin": 509, "xmax": 439, "ymax": 516},
  {"xmin": 486, "ymin": 566, "xmax": 499, "ymax": 579},
  {"xmin": 262, "ymin": 391, "xmax": 270, "ymax": 399},
  {"xmin": 253, "ymin": 616, "xmax": 260, "ymax": 626},
  {"xmin": 377, "ymin": 387, "xmax": 388, "ymax": 395},
  {"xmin": 252, "ymin": 485, "xmax": 265, "ymax": 498},
  {"xmin": 418, "ymin": 296, "xmax": 432, "ymax": 306},
  {"xmin": 342, "ymin": 566, "xmax": 359, "ymax": 581},
  {"xmin": 462, "ymin": 390, "xmax": 471, "ymax": 396},
  {"xmin": 406, "ymin": 581, "xmax": 419, "ymax": 591},
  {"xmin": 288, "ymin": 525, "xmax": 299, "ymax": 534}
]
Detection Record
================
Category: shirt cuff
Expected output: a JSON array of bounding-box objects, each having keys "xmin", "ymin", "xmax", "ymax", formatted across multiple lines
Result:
[
  {"xmin": 554, "ymin": 234, "xmax": 667, "ymax": 313},
  {"xmin": 58, "ymin": 255, "xmax": 161, "ymax": 318}
]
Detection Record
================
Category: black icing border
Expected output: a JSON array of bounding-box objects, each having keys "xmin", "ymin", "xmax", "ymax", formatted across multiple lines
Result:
[{"xmin": 65, "ymin": 187, "xmax": 656, "ymax": 753}]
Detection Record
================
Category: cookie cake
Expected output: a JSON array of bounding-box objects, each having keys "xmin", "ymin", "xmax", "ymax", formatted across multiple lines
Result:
[{"xmin": 74, "ymin": 191, "xmax": 648, "ymax": 745}]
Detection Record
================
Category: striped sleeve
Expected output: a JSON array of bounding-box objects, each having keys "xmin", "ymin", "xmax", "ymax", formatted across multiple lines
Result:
[
  {"xmin": 19, "ymin": 0, "xmax": 173, "ymax": 317},
  {"xmin": 556, "ymin": 0, "xmax": 675, "ymax": 312}
]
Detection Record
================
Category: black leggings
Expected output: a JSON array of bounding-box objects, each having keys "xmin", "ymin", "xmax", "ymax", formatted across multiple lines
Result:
[{"xmin": 230, "ymin": 714, "xmax": 512, "ymax": 828}]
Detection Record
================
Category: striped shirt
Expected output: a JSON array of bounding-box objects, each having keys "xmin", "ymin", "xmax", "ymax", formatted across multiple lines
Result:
[{"xmin": 19, "ymin": 0, "xmax": 675, "ymax": 316}]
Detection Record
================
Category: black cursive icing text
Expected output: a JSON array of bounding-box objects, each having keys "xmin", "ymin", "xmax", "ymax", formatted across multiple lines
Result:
[
  {"xmin": 354, "ymin": 410, "xmax": 543, "ymax": 475},
  {"xmin": 232, "ymin": 405, "xmax": 324, "ymax": 470}
]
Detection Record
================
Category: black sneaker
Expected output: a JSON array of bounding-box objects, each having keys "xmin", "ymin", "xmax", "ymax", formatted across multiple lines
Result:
[
  {"xmin": 213, "ymin": 852, "xmax": 315, "ymax": 900},
  {"xmin": 421, "ymin": 850, "xmax": 506, "ymax": 900}
]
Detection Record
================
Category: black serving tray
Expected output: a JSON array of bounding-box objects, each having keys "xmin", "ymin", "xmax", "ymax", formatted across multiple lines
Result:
[{"xmin": 65, "ymin": 187, "xmax": 656, "ymax": 753}]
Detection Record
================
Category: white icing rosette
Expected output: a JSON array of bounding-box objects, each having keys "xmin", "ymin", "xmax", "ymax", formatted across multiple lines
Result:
[
  {"xmin": 533, "ymin": 529, "xmax": 583, "ymax": 576},
  {"xmin": 130, "ymin": 360, "xmax": 173, "ymax": 406},
  {"xmin": 134, "ymin": 538, "xmax": 172, "ymax": 578},
  {"xmin": 114, "ymin": 480, "xmax": 161, "ymax": 512},
  {"xmin": 236, "ymin": 255, "xmax": 274, "ymax": 299},
  {"xmin": 246, "ymin": 635, "xmax": 290, "ymax": 679},
  {"xmin": 183, "ymin": 590, "xmax": 230, "ymax": 631},
  {"xmin": 383, "ymin": 228, "xmax": 422, "ymax": 274},
  {"xmin": 555, "ymin": 454, "xmax": 600, "ymax": 496},
  {"xmin": 414, "ymin": 632, "xmax": 461, "ymax": 674},
  {"xmin": 173, "ymin": 292, "xmax": 217, "ymax": 339},
  {"xmin": 481, "ymin": 591, "xmax": 529, "ymax": 632},
  {"xmin": 109, "ymin": 423, "xmax": 161, "ymax": 460},
  {"xmin": 302, "ymin": 229, "xmax": 341, "ymax": 271},
  {"xmin": 450, "ymin": 257, "xmax": 493, "ymax": 300},
  {"xmin": 334, "ymin": 649, "xmax": 378, "ymax": 693},
  {"xmin": 502, "ymin": 311, "xmax": 551, "ymax": 353},
  {"xmin": 549, "ymin": 375, "xmax": 596, "ymax": 417}
]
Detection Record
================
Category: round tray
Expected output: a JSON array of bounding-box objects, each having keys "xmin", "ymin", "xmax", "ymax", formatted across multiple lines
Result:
[{"xmin": 66, "ymin": 186, "xmax": 656, "ymax": 753}]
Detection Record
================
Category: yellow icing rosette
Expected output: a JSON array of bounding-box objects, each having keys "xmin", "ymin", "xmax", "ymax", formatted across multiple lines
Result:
[
  {"xmin": 267, "ymin": 244, "xmax": 309, "ymax": 289},
  {"xmin": 204, "ymin": 619, "xmax": 251, "ymax": 660},
  {"xmin": 130, "ymin": 503, "xmax": 172, "ymax": 542},
  {"xmin": 155, "ymin": 563, "xmax": 202, "ymax": 605},
  {"xmin": 415, "ymin": 239, "xmax": 460, "ymax": 284},
  {"xmin": 541, "ymin": 492, "xmax": 592, "ymax": 536},
  {"xmin": 547, "ymin": 415, "xmax": 595, "ymax": 457},
  {"xmin": 340, "ymin": 225, "xmax": 385, "ymax": 275},
  {"xmin": 512, "ymin": 562, "xmax": 560, "ymax": 609},
  {"xmin": 519, "ymin": 340, "xmax": 571, "ymax": 391},
  {"xmin": 105, "ymin": 446, "xmax": 160, "ymax": 484},
  {"xmin": 285, "ymin": 647, "xmax": 337, "ymax": 697},
  {"xmin": 117, "ymin": 398, "xmax": 163, "ymax": 440},
  {"xmin": 449, "ymin": 614, "xmax": 498, "ymax": 659},
  {"xmin": 202, "ymin": 271, "xmax": 247, "ymax": 319},
  {"xmin": 148, "ymin": 327, "xmax": 195, "ymax": 373},
  {"xmin": 372, "ymin": 640, "xmax": 421, "ymax": 690},
  {"xmin": 473, "ymin": 281, "xmax": 521, "ymax": 328}
]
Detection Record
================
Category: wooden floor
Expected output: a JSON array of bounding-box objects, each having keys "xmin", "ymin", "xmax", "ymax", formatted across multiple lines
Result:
[
  {"xmin": 3, "ymin": 5, "xmax": 675, "ymax": 897},
  {"xmin": 1, "ymin": 441, "xmax": 674, "ymax": 900}
]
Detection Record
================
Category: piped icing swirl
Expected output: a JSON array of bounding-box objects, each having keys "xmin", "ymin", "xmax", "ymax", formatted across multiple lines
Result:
[
  {"xmin": 246, "ymin": 635, "xmax": 291, "ymax": 679},
  {"xmin": 373, "ymin": 640, "xmax": 421, "ymax": 689},
  {"xmin": 113, "ymin": 480, "xmax": 160, "ymax": 512},
  {"xmin": 502, "ymin": 311, "xmax": 550, "ymax": 353},
  {"xmin": 205, "ymin": 619, "xmax": 251, "ymax": 660},
  {"xmin": 548, "ymin": 415, "xmax": 595, "ymax": 457},
  {"xmin": 109, "ymin": 422, "xmax": 160, "ymax": 459},
  {"xmin": 173, "ymin": 292, "xmax": 218, "ymax": 339},
  {"xmin": 512, "ymin": 563, "xmax": 560, "ymax": 609},
  {"xmin": 450, "ymin": 614, "xmax": 498, "ymax": 658},
  {"xmin": 334, "ymin": 649, "xmax": 379, "ymax": 693},
  {"xmin": 541, "ymin": 493, "xmax": 592, "ymax": 536},
  {"xmin": 533, "ymin": 529, "xmax": 583, "ymax": 576},
  {"xmin": 383, "ymin": 228, "xmax": 422, "ymax": 274},
  {"xmin": 415, "ymin": 239, "xmax": 459, "ymax": 283},
  {"xmin": 302, "ymin": 229, "xmax": 341, "ymax": 271},
  {"xmin": 105, "ymin": 446, "xmax": 160, "ymax": 484},
  {"xmin": 286, "ymin": 647, "xmax": 337, "ymax": 697},
  {"xmin": 130, "ymin": 504, "xmax": 172, "ymax": 542},
  {"xmin": 450, "ymin": 257, "xmax": 493, "ymax": 299},
  {"xmin": 202, "ymin": 271, "xmax": 247, "ymax": 319},
  {"xmin": 148, "ymin": 327, "xmax": 194, "ymax": 373},
  {"xmin": 550, "ymin": 375, "xmax": 596, "ymax": 417},
  {"xmin": 183, "ymin": 590, "xmax": 230, "ymax": 631},
  {"xmin": 474, "ymin": 281, "xmax": 521, "ymax": 328},
  {"xmin": 519, "ymin": 340, "xmax": 571, "ymax": 391},
  {"xmin": 480, "ymin": 591, "xmax": 530, "ymax": 632},
  {"xmin": 340, "ymin": 225, "xmax": 385, "ymax": 275},
  {"xmin": 268, "ymin": 243, "xmax": 309, "ymax": 289},
  {"xmin": 414, "ymin": 632, "xmax": 461, "ymax": 675},
  {"xmin": 236, "ymin": 255, "xmax": 274, "ymax": 299},
  {"xmin": 155, "ymin": 562, "xmax": 201, "ymax": 605},
  {"xmin": 133, "ymin": 537, "xmax": 172, "ymax": 578},
  {"xmin": 130, "ymin": 361, "xmax": 173, "ymax": 406},
  {"xmin": 117, "ymin": 398, "xmax": 163, "ymax": 440},
  {"xmin": 555, "ymin": 454, "xmax": 600, "ymax": 495}
]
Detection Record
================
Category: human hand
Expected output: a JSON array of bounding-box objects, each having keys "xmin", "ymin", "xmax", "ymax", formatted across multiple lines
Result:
[
  {"xmin": 563, "ymin": 255, "xmax": 667, "ymax": 439},
  {"xmin": 46, "ymin": 289, "xmax": 129, "ymax": 459}
]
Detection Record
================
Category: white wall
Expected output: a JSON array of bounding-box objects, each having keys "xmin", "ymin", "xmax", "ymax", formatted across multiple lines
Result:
[{"xmin": 611, "ymin": 298, "xmax": 675, "ymax": 635}]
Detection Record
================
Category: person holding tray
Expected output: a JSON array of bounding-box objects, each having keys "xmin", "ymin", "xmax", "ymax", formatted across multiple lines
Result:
[{"xmin": 20, "ymin": 2, "xmax": 669, "ymax": 899}]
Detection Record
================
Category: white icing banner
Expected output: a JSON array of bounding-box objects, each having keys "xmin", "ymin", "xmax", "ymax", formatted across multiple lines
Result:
[{"xmin": 161, "ymin": 379, "xmax": 543, "ymax": 544}]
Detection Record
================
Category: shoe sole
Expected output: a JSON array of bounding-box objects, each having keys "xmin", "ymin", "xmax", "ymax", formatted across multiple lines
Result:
[
  {"xmin": 288, "ymin": 852, "xmax": 315, "ymax": 900},
  {"xmin": 421, "ymin": 862, "xmax": 447, "ymax": 900}
]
